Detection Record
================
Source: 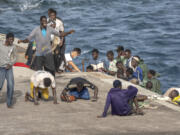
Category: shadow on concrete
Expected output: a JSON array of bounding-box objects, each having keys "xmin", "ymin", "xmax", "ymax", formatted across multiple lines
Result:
[{"xmin": 0, "ymin": 90, "xmax": 22, "ymax": 106}]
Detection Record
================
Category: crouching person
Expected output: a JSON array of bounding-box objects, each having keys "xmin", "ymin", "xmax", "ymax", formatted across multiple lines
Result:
[
  {"xmin": 61, "ymin": 77, "xmax": 98, "ymax": 102},
  {"xmin": 98, "ymin": 80, "xmax": 143, "ymax": 118},
  {"xmin": 25, "ymin": 71, "xmax": 57, "ymax": 105}
]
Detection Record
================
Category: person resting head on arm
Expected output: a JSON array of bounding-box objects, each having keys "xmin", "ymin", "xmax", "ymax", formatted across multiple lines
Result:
[{"xmin": 60, "ymin": 77, "xmax": 98, "ymax": 102}]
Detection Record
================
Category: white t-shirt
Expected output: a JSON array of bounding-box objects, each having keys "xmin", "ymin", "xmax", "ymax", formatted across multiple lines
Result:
[
  {"xmin": 65, "ymin": 53, "xmax": 73, "ymax": 63},
  {"xmin": 30, "ymin": 71, "xmax": 56, "ymax": 89}
]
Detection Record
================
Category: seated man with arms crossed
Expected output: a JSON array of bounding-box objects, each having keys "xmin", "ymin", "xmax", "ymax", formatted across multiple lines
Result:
[
  {"xmin": 61, "ymin": 77, "xmax": 98, "ymax": 102},
  {"xmin": 25, "ymin": 70, "xmax": 57, "ymax": 105}
]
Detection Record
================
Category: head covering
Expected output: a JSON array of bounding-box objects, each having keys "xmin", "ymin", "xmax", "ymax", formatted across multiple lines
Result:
[
  {"xmin": 113, "ymin": 80, "xmax": 122, "ymax": 88},
  {"xmin": 133, "ymin": 56, "xmax": 140, "ymax": 63}
]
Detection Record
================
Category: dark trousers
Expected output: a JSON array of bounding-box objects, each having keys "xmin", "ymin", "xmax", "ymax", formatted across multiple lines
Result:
[
  {"xmin": 0, "ymin": 67, "xmax": 14, "ymax": 107},
  {"xmin": 35, "ymin": 53, "xmax": 55, "ymax": 76}
]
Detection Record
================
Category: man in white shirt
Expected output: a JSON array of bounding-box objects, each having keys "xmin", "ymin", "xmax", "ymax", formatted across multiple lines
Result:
[
  {"xmin": 64, "ymin": 48, "xmax": 81, "ymax": 72},
  {"xmin": 25, "ymin": 70, "xmax": 57, "ymax": 105}
]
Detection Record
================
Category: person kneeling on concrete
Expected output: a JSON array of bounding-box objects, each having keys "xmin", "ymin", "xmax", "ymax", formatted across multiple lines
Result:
[
  {"xmin": 25, "ymin": 71, "xmax": 57, "ymax": 105},
  {"xmin": 61, "ymin": 77, "xmax": 98, "ymax": 102},
  {"xmin": 98, "ymin": 80, "xmax": 143, "ymax": 118}
]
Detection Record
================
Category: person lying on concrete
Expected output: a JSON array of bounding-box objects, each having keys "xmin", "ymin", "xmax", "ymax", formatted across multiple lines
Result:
[
  {"xmin": 25, "ymin": 70, "xmax": 57, "ymax": 105},
  {"xmin": 0, "ymin": 33, "xmax": 17, "ymax": 108},
  {"xmin": 88, "ymin": 49, "xmax": 106, "ymax": 72},
  {"xmin": 65, "ymin": 48, "xmax": 81, "ymax": 72},
  {"xmin": 102, "ymin": 51, "xmax": 117, "ymax": 76},
  {"xmin": 18, "ymin": 16, "xmax": 74, "ymax": 76},
  {"xmin": 163, "ymin": 88, "xmax": 180, "ymax": 105},
  {"xmin": 61, "ymin": 77, "xmax": 98, "ymax": 102},
  {"xmin": 98, "ymin": 80, "xmax": 143, "ymax": 118}
]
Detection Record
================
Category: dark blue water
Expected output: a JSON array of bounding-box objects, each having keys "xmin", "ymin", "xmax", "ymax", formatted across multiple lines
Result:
[{"xmin": 0, "ymin": 0, "xmax": 180, "ymax": 92}]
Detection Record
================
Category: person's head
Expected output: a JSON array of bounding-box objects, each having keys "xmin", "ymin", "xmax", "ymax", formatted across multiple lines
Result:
[
  {"xmin": 169, "ymin": 90, "xmax": 179, "ymax": 99},
  {"xmin": 116, "ymin": 46, "xmax": 124, "ymax": 56},
  {"xmin": 43, "ymin": 78, "xmax": 52, "ymax": 87},
  {"xmin": 116, "ymin": 61, "xmax": 124, "ymax": 70},
  {"xmin": 5, "ymin": 33, "xmax": 14, "ymax": 46},
  {"xmin": 126, "ymin": 67, "xmax": 133, "ymax": 77},
  {"xmin": 48, "ymin": 8, "xmax": 54, "ymax": 17},
  {"xmin": 40, "ymin": 16, "xmax": 47, "ymax": 28},
  {"xmin": 131, "ymin": 56, "xmax": 140, "ymax": 68},
  {"xmin": 124, "ymin": 49, "xmax": 131, "ymax": 59},
  {"xmin": 49, "ymin": 9, "xmax": 57, "ymax": 20},
  {"xmin": 148, "ymin": 70, "xmax": 156, "ymax": 79},
  {"xmin": 106, "ymin": 50, "xmax": 114, "ymax": 61},
  {"xmin": 117, "ymin": 69, "xmax": 124, "ymax": 78},
  {"xmin": 71, "ymin": 48, "xmax": 81, "ymax": 58},
  {"xmin": 92, "ymin": 49, "xmax": 99, "ymax": 60},
  {"xmin": 77, "ymin": 82, "xmax": 84, "ymax": 92},
  {"xmin": 86, "ymin": 65, "xmax": 94, "ymax": 72},
  {"xmin": 50, "ymin": 20, "xmax": 56, "ymax": 28},
  {"xmin": 113, "ymin": 80, "xmax": 122, "ymax": 89},
  {"xmin": 146, "ymin": 81, "xmax": 153, "ymax": 90}
]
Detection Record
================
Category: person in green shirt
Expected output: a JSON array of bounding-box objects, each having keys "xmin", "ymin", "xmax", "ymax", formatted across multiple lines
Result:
[
  {"xmin": 146, "ymin": 70, "xmax": 162, "ymax": 94},
  {"xmin": 138, "ymin": 56, "xmax": 149, "ymax": 81},
  {"xmin": 116, "ymin": 46, "xmax": 126, "ymax": 65}
]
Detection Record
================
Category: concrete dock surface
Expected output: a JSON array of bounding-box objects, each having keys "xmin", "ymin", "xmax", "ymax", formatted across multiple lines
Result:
[{"xmin": 0, "ymin": 67, "xmax": 180, "ymax": 135}]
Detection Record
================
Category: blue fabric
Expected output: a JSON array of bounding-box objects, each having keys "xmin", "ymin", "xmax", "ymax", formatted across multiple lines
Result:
[
  {"xmin": 102, "ymin": 86, "xmax": 138, "ymax": 117},
  {"xmin": 41, "ymin": 29, "xmax": 46, "ymax": 37},
  {"xmin": 0, "ymin": 67, "xmax": 14, "ymax": 107},
  {"xmin": 69, "ymin": 87, "xmax": 90, "ymax": 100},
  {"xmin": 132, "ymin": 66, "xmax": 143, "ymax": 81}
]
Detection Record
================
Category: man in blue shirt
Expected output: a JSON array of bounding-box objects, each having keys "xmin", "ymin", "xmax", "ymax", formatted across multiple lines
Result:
[
  {"xmin": 130, "ymin": 56, "xmax": 143, "ymax": 82},
  {"xmin": 98, "ymin": 80, "xmax": 143, "ymax": 117}
]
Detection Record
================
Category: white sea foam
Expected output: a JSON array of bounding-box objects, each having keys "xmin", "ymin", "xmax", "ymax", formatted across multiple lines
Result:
[{"xmin": 19, "ymin": 0, "xmax": 44, "ymax": 12}]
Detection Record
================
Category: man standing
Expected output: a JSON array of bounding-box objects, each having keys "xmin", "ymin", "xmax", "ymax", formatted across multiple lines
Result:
[
  {"xmin": 0, "ymin": 33, "xmax": 16, "ymax": 108},
  {"xmin": 48, "ymin": 9, "xmax": 65, "ymax": 72},
  {"xmin": 18, "ymin": 16, "xmax": 74, "ymax": 76}
]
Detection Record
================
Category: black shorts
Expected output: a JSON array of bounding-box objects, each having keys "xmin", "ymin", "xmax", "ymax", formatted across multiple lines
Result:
[{"xmin": 34, "ymin": 53, "xmax": 55, "ymax": 71}]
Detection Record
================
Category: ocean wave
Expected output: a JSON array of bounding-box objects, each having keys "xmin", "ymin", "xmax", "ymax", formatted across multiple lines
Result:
[{"xmin": 19, "ymin": 0, "xmax": 44, "ymax": 12}]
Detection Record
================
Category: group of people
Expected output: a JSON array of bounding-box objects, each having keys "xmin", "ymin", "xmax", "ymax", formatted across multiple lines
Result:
[
  {"xmin": 86, "ymin": 47, "xmax": 161, "ymax": 95},
  {"xmin": 0, "ymin": 8, "xmax": 180, "ymax": 118}
]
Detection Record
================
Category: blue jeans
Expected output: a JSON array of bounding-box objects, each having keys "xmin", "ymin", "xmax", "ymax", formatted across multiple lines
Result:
[
  {"xmin": 0, "ymin": 67, "xmax": 14, "ymax": 107},
  {"xmin": 69, "ymin": 87, "xmax": 90, "ymax": 100}
]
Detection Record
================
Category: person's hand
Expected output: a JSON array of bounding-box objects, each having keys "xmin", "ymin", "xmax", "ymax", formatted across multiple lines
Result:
[
  {"xmin": 53, "ymin": 99, "xmax": 58, "ymax": 104},
  {"xmin": 25, "ymin": 55, "xmax": 28, "ymax": 59},
  {"xmin": 6, "ymin": 64, "xmax": 12, "ymax": 70},
  {"xmin": 34, "ymin": 101, "xmax": 39, "ymax": 105},
  {"xmin": 97, "ymin": 115, "xmax": 104, "ymax": 118},
  {"xmin": 91, "ymin": 96, "xmax": 97, "ymax": 102},
  {"xmin": 18, "ymin": 40, "xmax": 22, "ymax": 44},
  {"xmin": 69, "ymin": 29, "xmax": 75, "ymax": 34},
  {"xmin": 136, "ymin": 108, "xmax": 144, "ymax": 115}
]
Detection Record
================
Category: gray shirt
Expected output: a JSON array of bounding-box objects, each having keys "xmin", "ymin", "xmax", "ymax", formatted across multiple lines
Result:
[
  {"xmin": 27, "ymin": 26, "xmax": 60, "ymax": 56},
  {"xmin": 0, "ymin": 40, "xmax": 17, "ymax": 67}
]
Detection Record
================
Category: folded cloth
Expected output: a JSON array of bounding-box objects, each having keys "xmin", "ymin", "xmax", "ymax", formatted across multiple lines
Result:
[{"xmin": 14, "ymin": 62, "xmax": 30, "ymax": 68}]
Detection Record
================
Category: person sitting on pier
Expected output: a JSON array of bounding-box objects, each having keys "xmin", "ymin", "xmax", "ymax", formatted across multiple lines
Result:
[
  {"xmin": 98, "ymin": 80, "xmax": 143, "ymax": 118},
  {"xmin": 65, "ymin": 48, "xmax": 81, "ymax": 72},
  {"xmin": 116, "ymin": 61, "xmax": 126, "ymax": 79},
  {"xmin": 116, "ymin": 46, "xmax": 126, "ymax": 65},
  {"xmin": 25, "ymin": 70, "xmax": 58, "ymax": 105},
  {"xmin": 88, "ymin": 49, "xmax": 106, "ymax": 72},
  {"xmin": 124, "ymin": 49, "xmax": 133, "ymax": 67},
  {"xmin": 61, "ymin": 77, "xmax": 98, "ymax": 102},
  {"xmin": 130, "ymin": 56, "xmax": 143, "ymax": 82},
  {"xmin": 102, "ymin": 51, "xmax": 117, "ymax": 76},
  {"xmin": 86, "ymin": 65, "xmax": 94, "ymax": 72}
]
